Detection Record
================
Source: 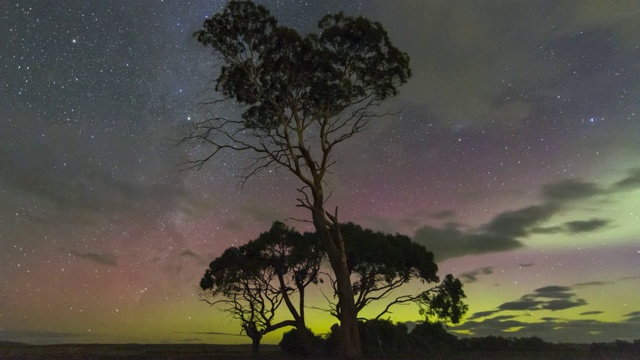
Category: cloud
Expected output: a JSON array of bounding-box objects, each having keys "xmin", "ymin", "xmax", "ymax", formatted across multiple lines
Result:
[
  {"xmin": 533, "ymin": 218, "xmax": 610, "ymax": 235},
  {"xmin": 543, "ymin": 298, "xmax": 588, "ymax": 311},
  {"xmin": 498, "ymin": 286, "xmax": 587, "ymax": 312},
  {"xmin": 0, "ymin": 330, "xmax": 96, "ymax": 345},
  {"xmin": 534, "ymin": 285, "xmax": 574, "ymax": 298},
  {"xmin": 467, "ymin": 310, "xmax": 499, "ymax": 321},
  {"xmin": 413, "ymin": 222, "xmax": 522, "ymax": 261},
  {"xmin": 541, "ymin": 179, "xmax": 603, "ymax": 202},
  {"xmin": 498, "ymin": 298, "xmax": 543, "ymax": 311},
  {"xmin": 414, "ymin": 172, "xmax": 639, "ymax": 260},
  {"xmin": 414, "ymin": 201, "xmax": 559, "ymax": 260},
  {"xmin": 471, "ymin": 285, "xmax": 588, "ymax": 320},
  {"xmin": 580, "ymin": 311, "xmax": 604, "ymax": 316},
  {"xmin": 484, "ymin": 204, "xmax": 557, "ymax": 238},
  {"xmin": 574, "ymin": 281, "xmax": 613, "ymax": 287},
  {"xmin": 565, "ymin": 219, "xmax": 610, "ymax": 233},
  {"xmin": 459, "ymin": 266, "xmax": 493, "ymax": 284},
  {"xmin": 451, "ymin": 317, "xmax": 640, "ymax": 343},
  {"xmin": 613, "ymin": 168, "xmax": 640, "ymax": 190},
  {"xmin": 178, "ymin": 249, "xmax": 208, "ymax": 265},
  {"xmin": 431, "ymin": 210, "xmax": 455, "ymax": 220},
  {"xmin": 179, "ymin": 249, "xmax": 199, "ymax": 259},
  {"xmin": 69, "ymin": 251, "xmax": 117, "ymax": 266}
]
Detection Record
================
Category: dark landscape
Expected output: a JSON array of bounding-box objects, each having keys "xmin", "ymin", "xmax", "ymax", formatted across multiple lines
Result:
[{"xmin": 2, "ymin": 339, "xmax": 639, "ymax": 360}]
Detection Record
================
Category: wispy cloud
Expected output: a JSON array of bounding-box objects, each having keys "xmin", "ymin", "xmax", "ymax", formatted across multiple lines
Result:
[
  {"xmin": 542, "ymin": 179, "xmax": 603, "ymax": 202},
  {"xmin": 459, "ymin": 266, "xmax": 493, "ymax": 284},
  {"xmin": 431, "ymin": 210, "xmax": 455, "ymax": 220},
  {"xmin": 414, "ymin": 223, "xmax": 522, "ymax": 261},
  {"xmin": 467, "ymin": 285, "xmax": 587, "ymax": 320},
  {"xmin": 0, "ymin": 330, "xmax": 96, "ymax": 345},
  {"xmin": 414, "ymin": 171, "xmax": 639, "ymax": 260},
  {"xmin": 580, "ymin": 311, "xmax": 604, "ymax": 316},
  {"xmin": 69, "ymin": 250, "xmax": 117, "ymax": 266},
  {"xmin": 451, "ymin": 316, "xmax": 640, "ymax": 343},
  {"xmin": 613, "ymin": 168, "xmax": 640, "ymax": 190}
]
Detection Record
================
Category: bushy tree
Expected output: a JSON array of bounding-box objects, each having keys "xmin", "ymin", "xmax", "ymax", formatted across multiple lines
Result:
[
  {"xmin": 187, "ymin": 1, "xmax": 411, "ymax": 356},
  {"xmin": 279, "ymin": 328, "xmax": 321, "ymax": 357},
  {"xmin": 410, "ymin": 321, "xmax": 458, "ymax": 351},
  {"xmin": 320, "ymin": 223, "xmax": 467, "ymax": 324},
  {"xmin": 417, "ymin": 274, "xmax": 468, "ymax": 324},
  {"xmin": 199, "ymin": 222, "xmax": 322, "ymax": 355}
]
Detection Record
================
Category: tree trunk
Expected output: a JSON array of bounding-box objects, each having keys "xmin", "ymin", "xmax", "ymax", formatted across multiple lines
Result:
[
  {"xmin": 296, "ymin": 325, "xmax": 315, "ymax": 356},
  {"xmin": 311, "ymin": 203, "xmax": 361, "ymax": 358},
  {"xmin": 250, "ymin": 335, "xmax": 261, "ymax": 357},
  {"xmin": 244, "ymin": 322, "xmax": 262, "ymax": 357}
]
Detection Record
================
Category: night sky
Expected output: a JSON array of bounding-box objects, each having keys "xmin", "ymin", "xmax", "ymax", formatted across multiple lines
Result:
[{"xmin": 2, "ymin": 0, "xmax": 640, "ymax": 345}]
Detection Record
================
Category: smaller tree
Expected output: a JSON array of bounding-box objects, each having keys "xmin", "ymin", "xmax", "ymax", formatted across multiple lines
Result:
[
  {"xmin": 322, "ymin": 223, "xmax": 467, "ymax": 324},
  {"xmin": 417, "ymin": 274, "xmax": 468, "ymax": 324},
  {"xmin": 200, "ymin": 245, "xmax": 285, "ymax": 355},
  {"xmin": 199, "ymin": 221, "xmax": 323, "ymax": 355}
]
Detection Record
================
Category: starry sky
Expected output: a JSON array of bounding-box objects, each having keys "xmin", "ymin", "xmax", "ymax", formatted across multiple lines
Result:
[{"xmin": 1, "ymin": 0, "xmax": 640, "ymax": 345}]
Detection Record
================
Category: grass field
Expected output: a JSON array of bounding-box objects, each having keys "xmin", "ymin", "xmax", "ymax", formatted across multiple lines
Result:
[{"xmin": 1, "ymin": 342, "xmax": 638, "ymax": 359}]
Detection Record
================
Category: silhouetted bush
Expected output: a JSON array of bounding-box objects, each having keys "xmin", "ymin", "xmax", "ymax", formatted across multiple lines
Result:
[
  {"xmin": 410, "ymin": 321, "xmax": 458, "ymax": 351},
  {"xmin": 460, "ymin": 335, "xmax": 511, "ymax": 351},
  {"xmin": 321, "ymin": 320, "xmax": 464, "ymax": 358},
  {"xmin": 590, "ymin": 339, "xmax": 640, "ymax": 354},
  {"xmin": 279, "ymin": 328, "xmax": 319, "ymax": 357},
  {"xmin": 358, "ymin": 319, "xmax": 411, "ymax": 357},
  {"xmin": 511, "ymin": 336, "xmax": 546, "ymax": 351}
]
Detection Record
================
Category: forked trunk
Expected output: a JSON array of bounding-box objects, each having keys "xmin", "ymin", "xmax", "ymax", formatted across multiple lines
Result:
[
  {"xmin": 312, "ymin": 205, "xmax": 361, "ymax": 358},
  {"xmin": 244, "ymin": 323, "xmax": 262, "ymax": 357},
  {"xmin": 250, "ymin": 335, "xmax": 261, "ymax": 356}
]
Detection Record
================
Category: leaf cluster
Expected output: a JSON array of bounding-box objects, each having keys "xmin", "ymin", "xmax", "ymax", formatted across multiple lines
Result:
[
  {"xmin": 199, "ymin": 221, "xmax": 324, "ymax": 336},
  {"xmin": 193, "ymin": 1, "xmax": 410, "ymax": 132},
  {"xmin": 418, "ymin": 274, "xmax": 469, "ymax": 324},
  {"xmin": 335, "ymin": 223, "xmax": 439, "ymax": 316},
  {"xmin": 200, "ymin": 221, "xmax": 323, "ymax": 296}
]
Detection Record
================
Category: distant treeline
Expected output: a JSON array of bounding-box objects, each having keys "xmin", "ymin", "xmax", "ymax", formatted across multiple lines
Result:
[{"xmin": 279, "ymin": 319, "xmax": 640, "ymax": 358}]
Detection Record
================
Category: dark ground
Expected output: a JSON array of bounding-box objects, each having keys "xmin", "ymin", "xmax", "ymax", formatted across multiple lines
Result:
[{"xmin": 0, "ymin": 342, "xmax": 638, "ymax": 360}]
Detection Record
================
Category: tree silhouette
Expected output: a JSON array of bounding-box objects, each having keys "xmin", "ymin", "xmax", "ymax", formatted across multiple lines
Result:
[
  {"xmin": 187, "ymin": 1, "xmax": 411, "ymax": 356},
  {"xmin": 417, "ymin": 274, "xmax": 468, "ymax": 324},
  {"xmin": 199, "ymin": 222, "xmax": 323, "ymax": 355},
  {"xmin": 322, "ymin": 223, "xmax": 467, "ymax": 324}
]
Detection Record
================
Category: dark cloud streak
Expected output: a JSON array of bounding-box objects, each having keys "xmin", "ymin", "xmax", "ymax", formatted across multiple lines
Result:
[{"xmin": 69, "ymin": 251, "xmax": 117, "ymax": 267}]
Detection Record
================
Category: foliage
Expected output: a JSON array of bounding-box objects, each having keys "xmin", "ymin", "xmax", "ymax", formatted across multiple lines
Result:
[
  {"xmin": 417, "ymin": 274, "xmax": 469, "ymax": 324},
  {"xmin": 279, "ymin": 328, "xmax": 321, "ymax": 357},
  {"xmin": 324, "ymin": 320, "xmax": 462, "ymax": 358},
  {"xmin": 359, "ymin": 319, "xmax": 411, "ymax": 357},
  {"xmin": 590, "ymin": 339, "xmax": 640, "ymax": 354},
  {"xmin": 340, "ymin": 223, "xmax": 439, "ymax": 315},
  {"xmin": 189, "ymin": 2, "xmax": 412, "ymax": 355},
  {"xmin": 199, "ymin": 221, "xmax": 323, "ymax": 353},
  {"xmin": 320, "ymin": 223, "xmax": 467, "ymax": 323},
  {"xmin": 410, "ymin": 321, "xmax": 458, "ymax": 351},
  {"xmin": 459, "ymin": 335, "xmax": 552, "ymax": 352}
]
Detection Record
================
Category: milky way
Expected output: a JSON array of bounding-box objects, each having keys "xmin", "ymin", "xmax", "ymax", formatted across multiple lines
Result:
[{"xmin": 1, "ymin": 1, "xmax": 639, "ymax": 344}]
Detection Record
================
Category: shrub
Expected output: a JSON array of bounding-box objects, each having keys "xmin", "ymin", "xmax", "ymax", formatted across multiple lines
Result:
[{"xmin": 279, "ymin": 328, "xmax": 318, "ymax": 357}]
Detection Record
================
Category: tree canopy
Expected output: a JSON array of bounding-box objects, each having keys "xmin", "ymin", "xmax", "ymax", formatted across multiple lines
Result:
[
  {"xmin": 199, "ymin": 221, "xmax": 323, "ymax": 354},
  {"xmin": 201, "ymin": 221, "xmax": 468, "ymax": 356},
  {"xmin": 321, "ymin": 223, "xmax": 466, "ymax": 323}
]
